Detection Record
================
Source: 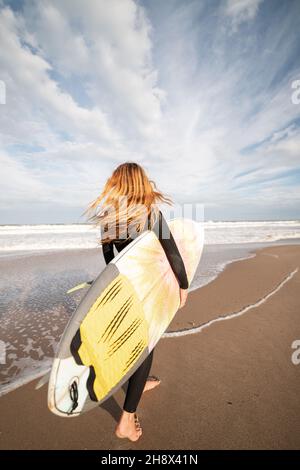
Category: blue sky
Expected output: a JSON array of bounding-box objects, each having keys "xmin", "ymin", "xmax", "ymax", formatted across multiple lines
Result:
[{"xmin": 0, "ymin": 0, "xmax": 300, "ymax": 223}]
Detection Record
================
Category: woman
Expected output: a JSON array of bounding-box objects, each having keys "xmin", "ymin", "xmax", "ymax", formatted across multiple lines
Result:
[{"xmin": 84, "ymin": 162, "xmax": 189, "ymax": 442}]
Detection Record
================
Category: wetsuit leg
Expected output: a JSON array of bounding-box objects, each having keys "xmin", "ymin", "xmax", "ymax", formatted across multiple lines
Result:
[{"xmin": 123, "ymin": 350, "xmax": 154, "ymax": 413}]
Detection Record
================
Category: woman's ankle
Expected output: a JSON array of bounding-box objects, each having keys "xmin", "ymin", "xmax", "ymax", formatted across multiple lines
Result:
[{"xmin": 120, "ymin": 410, "xmax": 136, "ymax": 421}]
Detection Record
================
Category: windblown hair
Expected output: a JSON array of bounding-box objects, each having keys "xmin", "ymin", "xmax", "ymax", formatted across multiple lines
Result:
[{"xmin": 83, "ymin": 162, "xmax": 173, "ymax": 245}]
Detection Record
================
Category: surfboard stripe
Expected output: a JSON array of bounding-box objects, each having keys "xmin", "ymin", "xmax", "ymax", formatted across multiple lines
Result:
[
  {"xmin": 123, "ymin": 340, "xmax": 145, "ymax": 372},
  {"xmin": 91, "ymin": 278, "xmax": 122, "ymax": 313},
  {"xmin": 102, "ymin": 283, "xmax": 123, "ymax": 305},
  {"xmin": 107, "ymin": 318, "xmax": 143, "ymax": 357},
  {"xmin": 128, "ymin": 339, "xmax": 145, "ymax": 357},
  {"xmin": 101, "ymin": 298, "xmax": 130, "ymax": 342},
  {"xmin": 98, "ymin": 278, "xmax": 122, "ymax": 307},
  {"xmin": 101, "ymin": 296, "xmax": 133, "ymax": 343},
  {"xmin": 105, "ymin": 298, "xmax": 134, "ymax": 342},
  {"xmin": 108, "ymin": 317, "xmax": 142, "ymax": 350}
]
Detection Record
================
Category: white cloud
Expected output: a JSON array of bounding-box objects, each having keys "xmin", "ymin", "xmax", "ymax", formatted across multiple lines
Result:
[
  {"xmin": 22, "ymin": 0, "xmax": 165, "ymax": 140},
  {"xmin": 224, "ymin": 0, "xmax": 263, "ymax": 28},
  {"xmin": 0, "ymin": 6, "xmax": 120, "ymax": 146}
]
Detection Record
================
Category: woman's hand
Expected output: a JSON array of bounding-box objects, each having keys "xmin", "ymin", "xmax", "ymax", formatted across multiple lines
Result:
[{"xmin": 179, "ymin": 288, "xmax": 188, "ymax": 309}]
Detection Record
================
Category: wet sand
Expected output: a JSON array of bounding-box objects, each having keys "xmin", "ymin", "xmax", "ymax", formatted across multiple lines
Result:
[{"xmin": 0, "ymin": 244, "xmax": 300, "ymax": 449}]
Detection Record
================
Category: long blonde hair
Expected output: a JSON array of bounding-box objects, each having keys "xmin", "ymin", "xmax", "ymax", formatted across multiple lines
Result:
[{"xmin": 83, "ymin": 162, "xmax": 172, "ymax": 244}]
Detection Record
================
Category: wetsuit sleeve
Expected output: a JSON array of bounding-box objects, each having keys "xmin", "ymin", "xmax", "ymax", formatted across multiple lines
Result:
[
  {"xmin": 152, "ymin": 210, "xmax": 189, "ymax": 289},
  {"xmin": 100, "ymin": 223, "xmax": 115, "ymax": 265}
]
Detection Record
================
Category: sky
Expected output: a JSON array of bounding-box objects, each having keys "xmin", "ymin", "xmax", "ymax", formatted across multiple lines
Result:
[{"xmin": 0, "ymin": 0, "xmax": 300, "ymax": 223}]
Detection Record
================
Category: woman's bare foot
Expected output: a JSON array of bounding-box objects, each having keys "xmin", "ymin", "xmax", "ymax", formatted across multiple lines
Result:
[
  {"xmin": 115, "ymin": 411, "xmax": 142, "ymax": 442},
  {"xmin": 143, "ymin": 376, "xmax": 161, "ymax": 393}
]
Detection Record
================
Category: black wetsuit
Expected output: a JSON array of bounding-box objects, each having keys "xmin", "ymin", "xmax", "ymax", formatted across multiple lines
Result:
[{"xmin": 101, "ymin": 209, "xmax": 189, "ymax": 413}]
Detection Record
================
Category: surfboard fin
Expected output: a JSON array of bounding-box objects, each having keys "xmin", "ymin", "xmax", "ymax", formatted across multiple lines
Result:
[{"xmin": 67, "ymin": 280, "xmax": 93, "ymax": 294}]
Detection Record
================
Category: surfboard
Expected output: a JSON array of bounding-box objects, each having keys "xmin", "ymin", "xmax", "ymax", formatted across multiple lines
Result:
[{"xmin": 48, "ymin": 217, "xmax": 204, "ymax": 417}]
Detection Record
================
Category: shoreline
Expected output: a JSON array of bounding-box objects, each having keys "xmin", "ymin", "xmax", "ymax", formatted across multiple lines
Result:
[{"xmin": 0, "ymin": 244, "xmax": 300, "ymax": 449}]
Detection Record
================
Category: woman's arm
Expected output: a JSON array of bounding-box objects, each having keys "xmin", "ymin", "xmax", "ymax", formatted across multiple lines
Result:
[
  {"xmin": 152, "ymin": 210, "xmax": 189, "ymax": 292},
  {"xmin": 100, "ymin": 222, "xmax": 115, "ymax": 265}
]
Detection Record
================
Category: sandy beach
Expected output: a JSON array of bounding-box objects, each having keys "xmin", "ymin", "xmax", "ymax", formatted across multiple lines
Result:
[{"xmin": 0, "ymin": 244, "xmax": 300, "ymax": 450}]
